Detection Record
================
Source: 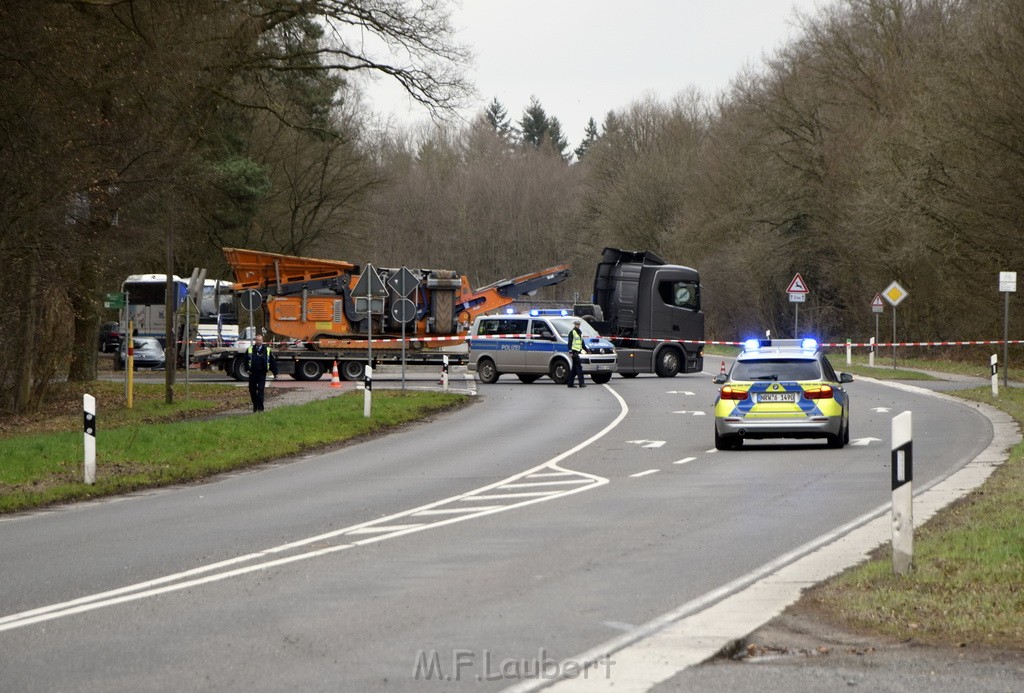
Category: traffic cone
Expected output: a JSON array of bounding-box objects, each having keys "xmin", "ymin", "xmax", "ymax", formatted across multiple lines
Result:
[
  {"xmin": 330, "ymin": 361, "xmax": 342, "ymax": 388},
  {"xmin": 720, "ymin": 360, "xmax": 726, "ymax": 376}
]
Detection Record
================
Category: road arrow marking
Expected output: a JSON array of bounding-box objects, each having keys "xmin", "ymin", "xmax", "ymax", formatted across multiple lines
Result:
[
  {"xmin": 850, "ymin": 437, "xmax": 882, "ymax": 446},
  {"xmin": 627, "ymin": 440, "xmax": 666, "ymax": 449}
]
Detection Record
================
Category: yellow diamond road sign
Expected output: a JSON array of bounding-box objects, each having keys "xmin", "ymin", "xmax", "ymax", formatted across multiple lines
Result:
[{"xmin": 883, "ymin": 281, "xmax": 908, "ymax": 307}]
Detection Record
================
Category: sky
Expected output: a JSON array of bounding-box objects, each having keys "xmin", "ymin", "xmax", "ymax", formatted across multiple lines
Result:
[{"xmin": 364, "ymin": 0, "xmax": 827, "ymax": 148}]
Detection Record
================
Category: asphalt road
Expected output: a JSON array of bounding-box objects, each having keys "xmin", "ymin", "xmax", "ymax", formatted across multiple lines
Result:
[{"xmin": 0, "ymin": 368, "xmax": 1004, "ymax": 691}]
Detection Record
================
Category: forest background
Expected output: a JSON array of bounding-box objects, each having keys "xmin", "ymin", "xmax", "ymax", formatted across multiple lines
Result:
[{"xmin": 2, "ymin": 0, "xmax": 1023, "ymax": 413}]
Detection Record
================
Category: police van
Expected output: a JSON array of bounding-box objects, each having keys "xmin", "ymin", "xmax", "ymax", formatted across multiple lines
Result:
[{"xmin": 468, "ymin": 310, "xmax": 617, "ymax": 384}]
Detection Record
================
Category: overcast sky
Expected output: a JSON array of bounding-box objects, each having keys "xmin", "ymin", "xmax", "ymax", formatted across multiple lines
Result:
[{"xmin": 365, "ymin": 0, "xmax": 826, "ymax": 147}]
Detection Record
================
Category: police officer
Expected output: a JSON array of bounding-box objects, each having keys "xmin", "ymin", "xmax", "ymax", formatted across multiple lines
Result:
[
  {"xmin": 567, "ymin": 318, "xmax": 588, "ymax": 388},
  {"xmin": 245, "ymin": 333, "xmax": 278, "ymax": 412}
]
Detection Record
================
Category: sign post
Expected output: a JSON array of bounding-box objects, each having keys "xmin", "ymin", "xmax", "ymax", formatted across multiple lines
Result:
[
  {"xmin": 388, "ymin": 266, "xmax": 419, "ymax": 390},
  {"xmin": 786, "ymin": 273, "xmax": 809, "ymax": 336},
  {"xmin": 999, "ymin": 272, "xmax": 1016, "ymax": 387},
  {"xmin": 882, "ymin": 282, "xmax": 908, "ymax": 370},
  {"xmin": 353, "ymin": 264, "xmax": 387, "ymax": 413}
]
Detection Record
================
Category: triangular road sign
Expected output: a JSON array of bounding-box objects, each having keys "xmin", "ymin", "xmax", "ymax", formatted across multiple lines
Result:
[
  {"xmin": 870, "ymin": 293, "xmax": 884, "ymax": 308},
  {"xmin": 353, "ymin": 263, "xmax": 388, "ymax": 297},
  {"xmin": 786, "ymin": 273, "xmax": 809, "ymax": 294}
]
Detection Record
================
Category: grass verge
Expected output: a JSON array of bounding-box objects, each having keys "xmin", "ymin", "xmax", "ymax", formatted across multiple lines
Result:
[{"xmin": 0, "ymin": 384, "xmax": 468, "ymax": 514}]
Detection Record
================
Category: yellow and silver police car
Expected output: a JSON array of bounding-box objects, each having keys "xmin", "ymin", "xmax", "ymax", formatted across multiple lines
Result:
[{"xmin": 713, "ymin": 338, "xmax": 853, "ymax": 450}]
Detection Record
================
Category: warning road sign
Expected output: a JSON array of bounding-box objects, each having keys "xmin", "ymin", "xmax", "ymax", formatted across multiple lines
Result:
[
  {"xmin": 786, "ymin": 273, "xmax": 809, "ymax": 294},
  {"xmin": 871, "ymin": 293, "xmax": 884, "ymax": 313}
]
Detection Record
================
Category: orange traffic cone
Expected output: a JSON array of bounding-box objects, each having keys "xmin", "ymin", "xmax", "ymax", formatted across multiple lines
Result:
[
  {"xmin": 720, "ymin": 360, "xmax": 726, "ymax": 376},
  {"xmin": 330, "ymin": 361, "xmax": 342, "ymax": 388}
]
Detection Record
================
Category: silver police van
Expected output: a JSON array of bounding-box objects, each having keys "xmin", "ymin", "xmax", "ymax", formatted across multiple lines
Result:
[{"xmin": 467, "ymin": 310, "xmax": 617, "ymax": 384}]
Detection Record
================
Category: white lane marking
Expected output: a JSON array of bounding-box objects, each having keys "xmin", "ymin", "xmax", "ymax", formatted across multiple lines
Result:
[
  {"xmin": 345, "ymin": 524, "xmax": 427, "ymax": 533},
  {"xmin": 0, "ymin": 384, "xmax": 630, "ymax": 634},
  {"xmin": 666, "ymin": 391, "xmax": 695, "ymax": 395},
  {"xmin": 705, "ymin": 448, "xmax": 718, "ymax": 454},
  {"xmin": 630, "ymin": 469, "xmax": 659, "ymax": 478},
  {"xmin": 462, "ymin": 491, "xmax": 565, "ymax": 499},
  {"xmin": 500, "ymin": 480, "xmax": 594, "ymax": 488},
  {"xmin": 672, "ymin": 410, "xmax": 706, "ymax": 416},
  {"xmin": 526, "ymin": 471, "xmax": 574, "ymax": 477},
  {"xmin": 411, "ymin": 507, "xmax": 503, "ymax": 516},
  {"xmin": 872, "ymin": 407, "xmax": 891, "ymax": 413},
  {"xmin": 627, "ymin": 440, "xmax": 666, "ymax": 449},
  {"xmin": 850, "ymin": 437, "xmax": 882, "ymax": 446},
  {"xmin": 673, "ymin": 457, "xmax": 697, "ymax": 465}
]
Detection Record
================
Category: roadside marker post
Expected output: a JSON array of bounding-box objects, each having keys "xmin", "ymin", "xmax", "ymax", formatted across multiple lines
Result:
[
  {"xmin": 83, "ymin": 395, "xmax": 96, "ymax": 485},
  {"xmin": 441, "ymin": 354, "xmax": 450, "ymax": 392},
  {"xmin": 363, "ymin": 365, "xmax": 373, "ymax": 418},
  {"xmin": 991, "ymin": 354, "xmax": 999, "ymax": 397},
  {"xmin": 891, "ymin": 411, "xmax": 913, "ymax": 576},
  {"xmin": 869, "ymin": 337, "xmax": 875, "ymax": 368},
  {"xmin": 846, "ymin": 338, "xmax": 852, "ymax": 365}
]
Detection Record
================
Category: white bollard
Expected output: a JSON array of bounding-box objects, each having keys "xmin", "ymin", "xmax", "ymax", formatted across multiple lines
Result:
[
  {"xmin": 363, "ymin": 364, "xmax": 373, "ymax": 418},
  {"xmin": 869, "ymin": 337, "xmax": 875, "ymax": 368},
  {"xmin": 891, "ymin": 411, "xmax": 913, "ymax": 575},
  {"xmin": 83, "ymin": 394, "xmax": 96, "ymax": 485},
  {"xmin": 441, "ymin": 355, "xmax": 449, "ymax": 392},
  {"xmin": 991, "ymin": 354, "xmax": 999, "ymax": 397},
  {"xmin": 846, "ymin": 338, "xmax": 852, "ymax": 365}
]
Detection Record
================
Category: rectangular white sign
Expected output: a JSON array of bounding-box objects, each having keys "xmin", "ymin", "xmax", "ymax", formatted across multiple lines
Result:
[{"xmin": 999, "ymin": 271, "xmax": 1017, "ymax": 293}]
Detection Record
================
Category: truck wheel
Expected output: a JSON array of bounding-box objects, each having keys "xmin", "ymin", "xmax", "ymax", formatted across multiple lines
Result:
[
  {"xmin": 655, "ymin": 348, "xmax": 681, "ymax": 377},
  {"xmin": 297, "ymin": 360, "xmax": 325, "ymax": 381},
  {"xmin": 231, "ymin": 357, "xmax": 250, "ymax": 382},
  {"xmin": 517, "ymin": 374, "xmax": 540, "ymax": 384},
  {"xmin": 621, "ymin": 372, "xmax": 639, "ymax": 379},
  {"xmin": 549, "ymin": 359, "xmax": 569, "ymax": 384},
  {"xmin": 341, "ymin": 361, "xmax": 365, "ymax": 381},
  {"xmin": 477, "ymin": 358, "xmax": 499, "ymax": 384},
  {"xmin": 590, "ymin": 373, "xmax": 612, "ymax": 384}
]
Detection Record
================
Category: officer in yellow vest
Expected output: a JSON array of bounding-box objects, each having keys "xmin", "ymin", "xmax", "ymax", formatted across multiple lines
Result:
[
  {"xmin": 245, "ymin": 334, "xmax": 278, "ymax": 412},
  {"xmin": 567, "ymin": 319, "xmax": 589, "ymax": 388}
]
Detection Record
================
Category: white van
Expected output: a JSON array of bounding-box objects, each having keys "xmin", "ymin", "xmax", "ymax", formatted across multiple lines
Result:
[{"xmin": 467, "ymin": 310, "xmax": 617, "ymax": 384}]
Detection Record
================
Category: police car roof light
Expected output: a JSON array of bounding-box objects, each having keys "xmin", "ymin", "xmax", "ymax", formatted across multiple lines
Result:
[
  {"xmin": 801, "ymin": 338, "xmax": 818, "ymax": 351},
  {"xmin": 743, "ymin": 339, "xmax": 762, "ymax": 351}
]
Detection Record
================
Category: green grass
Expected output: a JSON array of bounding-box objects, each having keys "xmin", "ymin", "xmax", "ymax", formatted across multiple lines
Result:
[{"xmin": 0, "ymin": 389, "xmax": 468, "ymax": 513}]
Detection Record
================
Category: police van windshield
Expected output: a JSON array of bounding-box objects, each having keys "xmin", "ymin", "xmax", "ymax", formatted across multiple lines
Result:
[{"xmin": 550, "ymin": 317, "xmax": 599, "ymax": 339}]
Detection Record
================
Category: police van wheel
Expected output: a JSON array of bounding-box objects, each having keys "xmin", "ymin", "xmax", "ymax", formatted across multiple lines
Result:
[
  {"xmin": 549, "ymin": 360, "xmax": 569, "ymax": 384},
  {"xmin": 478, "ymin": 358, "xmax": 499, "ymax": 384},
  {"xmin": 655, "ymin": 348, "xmax": 681, "ymax": 377},
  {"xmin": 590, "ymin": 373, "xmax": 612, "ymax": 384},
  {"xmin": 517, "ymin": 374, "xmax": 540, "ymax": 384}
]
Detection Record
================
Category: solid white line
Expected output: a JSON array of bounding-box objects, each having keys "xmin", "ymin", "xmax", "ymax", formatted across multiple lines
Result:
[
  {"xmin": 526, "ymin": 471, "xmax": 574, "ymax": 477},
  {"xmin": 629, "ymin": 469, "xmax": 659, "ymax": 478},
  {"xmin": 673, "ymin": 457, "xmax": 697, "ymax": 465},
  {"xmin": 499, "ymin": 480, "xmax": 594, "ymax": 488},
  {"xmin": 344, "ymin": 524, "xmax": 427, "ymax": 533},
  {"xmin": 0, "ymin": 383, "xmax": 629, "ymax": 633},
  {"xmin": 412, "ymin": 507, "xmax": 503, "ymax": 515},
  {"xmin": 463, "ymin": 491, "xmax": 565, "ymax": 499}
]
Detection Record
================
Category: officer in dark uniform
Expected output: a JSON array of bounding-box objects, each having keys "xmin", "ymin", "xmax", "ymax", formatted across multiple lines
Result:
[{"xmin": 245, "ymin": 333, "xmax": 278, "ymax": 412}]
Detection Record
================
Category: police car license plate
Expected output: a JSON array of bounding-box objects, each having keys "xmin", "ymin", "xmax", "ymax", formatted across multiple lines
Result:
[{"xmin": 759, "ymin": 392, "xmax": 797, "ymax": 403}]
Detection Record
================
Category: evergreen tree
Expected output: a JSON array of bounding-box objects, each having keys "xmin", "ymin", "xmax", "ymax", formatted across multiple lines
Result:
[
  {"xmin": 519, "ymin": 96, "xmax": 549, "ymax": 148},
  {"xmin": 484, "ymin": 97, "xmax": 515, "ymax": 141},
  {"xmin": 545, "ymin": 116, "xmax": 570, "ymax": 160},
  {"xmin": 574, "ymin": 117, "xmax": 600, "ymax": 161}
]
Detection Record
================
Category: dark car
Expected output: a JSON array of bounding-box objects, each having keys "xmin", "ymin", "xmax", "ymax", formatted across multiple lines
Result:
[
  {"xmin": 115, "ymin": 336, "xmax": 166, "ymax": 370},
  {"xmin": 98, "ymin": 321, "xmax": 124, "ymax": 353}
]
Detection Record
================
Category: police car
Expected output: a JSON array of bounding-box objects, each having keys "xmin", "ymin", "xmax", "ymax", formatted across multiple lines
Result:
[
  {"xmin": 468, "ymin": 310, "xmax": 617, "ymax": 384},
  {"xmin": 713, "ymin": 338, "xmax": 853, "ymax": 450}
]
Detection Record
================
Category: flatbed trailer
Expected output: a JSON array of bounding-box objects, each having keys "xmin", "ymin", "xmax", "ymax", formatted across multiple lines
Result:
[{"xmin": 194, "ymin": 341, "xmax": 468, "ymax": 382}]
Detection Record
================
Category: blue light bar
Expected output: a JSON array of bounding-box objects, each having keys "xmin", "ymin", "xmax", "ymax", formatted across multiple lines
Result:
[
  {"xmin": 801, "ymin": 338, "xmax": 818, "ymax": 351},
  {"xmin": 744, "ymin": 339, "xmax": 761, "ymax": 351}
]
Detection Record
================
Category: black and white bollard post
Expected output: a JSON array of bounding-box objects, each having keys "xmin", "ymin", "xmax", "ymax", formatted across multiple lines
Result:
[
  {"xmin": 891, "ymin": 411, "xmax": 913, "ymax": 575},
  {"xmin": 441, "ymin": 354, "xmax": 450, "ymax": 392},
  {"xmin": 83, "ymin": 394, "xmax": 96, "ymax": 485},
  {"xmin": 991, "ymin": 354, "xmax": 999, "ymax": 397},
  {"xmin": 363, "ymin": 364, "xmax": 373, "ymax": 418}
]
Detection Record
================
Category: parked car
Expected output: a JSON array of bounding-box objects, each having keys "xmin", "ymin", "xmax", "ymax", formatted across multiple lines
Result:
[
  {"xmin": 115, "ymin": 336, "xmax": 166, "ymax": 370},
  {"xmin": 98, "ymin": 321, "xmax": 123, "ymax": 353}
]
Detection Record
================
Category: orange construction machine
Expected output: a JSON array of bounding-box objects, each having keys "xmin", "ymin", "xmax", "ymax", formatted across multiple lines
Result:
[{"xmin": 223, "ymin": 248, "xmax": 571, "ymax": 349}]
